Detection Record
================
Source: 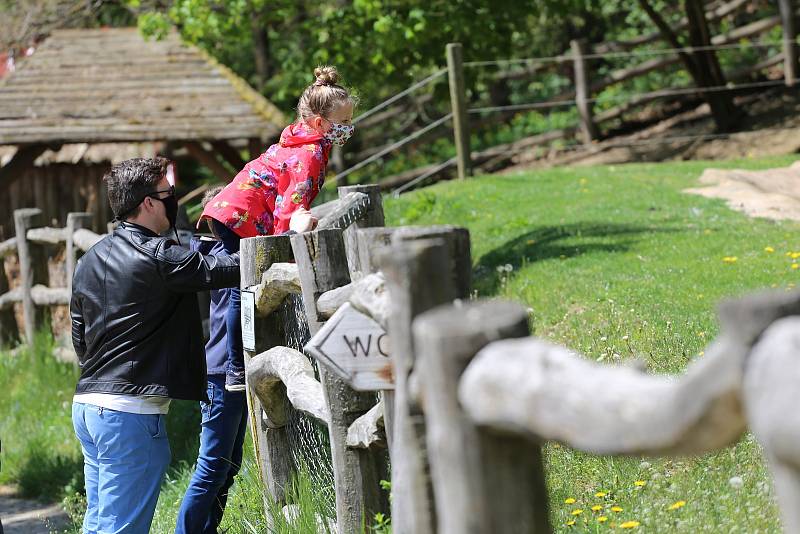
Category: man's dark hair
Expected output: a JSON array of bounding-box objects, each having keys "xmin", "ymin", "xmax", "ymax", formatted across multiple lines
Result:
[{"xmin": 104, "ymin": 157, "xmax": 169, "ymax": 219}]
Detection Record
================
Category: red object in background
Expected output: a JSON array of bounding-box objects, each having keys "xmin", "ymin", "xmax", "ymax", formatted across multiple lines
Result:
[{"xmin": 0, "ymin": 46, "xmax": 35, "ymax": 79}]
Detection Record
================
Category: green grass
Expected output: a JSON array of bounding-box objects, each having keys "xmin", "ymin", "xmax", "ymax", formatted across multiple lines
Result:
[
  {"xmin": 3, "ymin": 155, "xmax": 798, "ymax": 532},
  {"xmin": 384, "ymin": 155, "xmax": 800, "ymax": 533}
]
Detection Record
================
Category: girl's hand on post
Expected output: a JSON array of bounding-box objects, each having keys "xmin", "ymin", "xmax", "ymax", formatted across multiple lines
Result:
[{"xmin": 289, "ymin": 207, "xmax": 318, "ymax": 233}]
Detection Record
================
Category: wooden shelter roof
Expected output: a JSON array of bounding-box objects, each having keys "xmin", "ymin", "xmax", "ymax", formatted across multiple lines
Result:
[{"xmin": 0, "ymin": 27, "xmax": 286, "ymax": 145}]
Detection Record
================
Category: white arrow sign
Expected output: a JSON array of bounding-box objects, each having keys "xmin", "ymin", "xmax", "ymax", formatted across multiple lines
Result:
[{"xmin": 304, "ymin": 302, "xmax": 394, "ymax": 391}]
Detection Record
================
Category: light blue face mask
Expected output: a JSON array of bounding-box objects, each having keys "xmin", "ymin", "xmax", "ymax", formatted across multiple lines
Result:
[{"xmin": 323, "ymin": 121, "xmax": 355, "ymax": 146}]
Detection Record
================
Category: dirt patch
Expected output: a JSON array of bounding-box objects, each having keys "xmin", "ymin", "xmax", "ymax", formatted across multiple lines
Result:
[
  {"xmin": 0, "ymin": 485, "xmax": 70, "ymax": 534},
  {"xmin": 684, "ymin": 162, "xmax": 800, "ymax": 222}
]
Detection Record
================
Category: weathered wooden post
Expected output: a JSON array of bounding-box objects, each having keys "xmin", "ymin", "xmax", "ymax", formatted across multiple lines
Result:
[
  {"xmin": 239, "ymin": 235, "xmax": 296, "ymax": 516},
  {"xmin": 571, "ymin": 38, "xmax": 598, "ymax": 144},
  {"xmin": 292, "ymin": 228, "xmax": 388, "ymax": 534},
  {"xmin": 66, "ymin": 212, "xmax": 94, "ymax": 292},
  {"xmin": 14, "ymin": 208, "xmax": 49, "ymax": 344},
  {"xmin": 446, "ymin": 42, "xmax": 472, "ymax": 180},
  {"xmin": 337, "ymin": 184, "xmax": 384, "ymax": 276},
  {"xmin": 0, "ymin": 241, "xmax": 19, "ymax": 345},
  {"xmin": 414, "ymin": 299, "xmax": 551, "ymax": 534},
  {"xmin": 779, "ymin": 0, "xmax": 798, "ymax": 87},
  {"xmin": 379, "ymin": 229, "xmax": 471, "ymax": 534}
]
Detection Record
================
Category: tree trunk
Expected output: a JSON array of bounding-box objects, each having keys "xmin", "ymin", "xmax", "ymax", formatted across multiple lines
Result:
[
  {"xmin": 638, "ymin": 0, "xmax": 742, "ymax": 132},
  {"xmin": 251, "ymin": 15, "xmax": 271, "ymax": 90}
]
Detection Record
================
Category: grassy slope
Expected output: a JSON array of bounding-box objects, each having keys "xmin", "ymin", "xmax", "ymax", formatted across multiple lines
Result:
[{"xmin": 384, "ymin": 156, "xmax": 800, "ymax": 533}]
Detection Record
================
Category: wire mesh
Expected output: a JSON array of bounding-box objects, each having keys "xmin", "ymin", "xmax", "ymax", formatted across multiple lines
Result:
[{"xmin": 280, "ymin": 293, "xmax": 336, "ymax": 516}]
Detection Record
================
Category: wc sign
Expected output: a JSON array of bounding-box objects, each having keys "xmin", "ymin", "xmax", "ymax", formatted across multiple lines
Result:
[{"xmin": 304, "ymin": 303, "xmax": 394, "ymax": 391}]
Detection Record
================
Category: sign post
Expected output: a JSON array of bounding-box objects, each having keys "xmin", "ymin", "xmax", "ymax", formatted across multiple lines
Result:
[{"xmin": 304, "ymin": 302, "xmax": 394, "ymax": 391}]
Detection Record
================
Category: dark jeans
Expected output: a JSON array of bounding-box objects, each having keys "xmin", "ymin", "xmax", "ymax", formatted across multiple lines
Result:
[
  {"xmin": 211, "ymin": 220, "xmax": 244, "ymax": 379},
  {"xmin": 175, "ymin": 375, "xmax": 249, "ymax": 534}
]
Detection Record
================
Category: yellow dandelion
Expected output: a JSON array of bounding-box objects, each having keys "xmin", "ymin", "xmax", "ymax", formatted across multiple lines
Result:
[
  {"xmin": 598, "ymin": 516, "xmax": 609, "ymax": 523},
  {"xmin": 703, "ymin": 229, "xmax": 712, "ymax": 235},
  {"xmin": 566, "ymin": 520, "xmax": 576, "ymax": 526},
  {"xmin": 611, "ymin": 506, "xmax": 624, "ymax": 512},
  {"xmin": 634, "ymin": 480, "xmax": 646, "ymax": 487},
  {"xmin": 595, "ymin": 491, "xmax": 608, "ymax": 498},
  {"xmin": 620, "ymin": 521, "xmax": 641, "ymax": 529},
  {"xmin": 793, "ymin": 264, "xmax": 799, "ymax": 270},
  {"xmin": 669, "ymin": 500, "xmax": 686, "ymax": 510},
  {"xmin": 564, "ymin": 498, "xmax": 576, "ymax": 504},
  {"xmin": 765, "ymin": 246, "xmax": 775, "ymax": 253},
  {"xmin": 722, "ymin": 256, "xmax": 738, "ymax": 264},
  {"xmin": 591, "ymin": 505, "xmax": 603, "ymax": 512},
  {"xmin": 571, "ymin": 509, "xmax": 584, "ymax": 516},
  {"xmin": 792, "ymin": 252, "xmax": 800, "ymax": 260}
]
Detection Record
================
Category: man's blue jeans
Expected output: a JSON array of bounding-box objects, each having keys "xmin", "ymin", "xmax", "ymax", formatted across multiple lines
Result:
[
  {"xmin": 72, "ymin": 402, "xmax": 171, "ymax": 534},
  {"xmin": 175, "ymin": 375, "xmax": 249, "ymax": 534}
]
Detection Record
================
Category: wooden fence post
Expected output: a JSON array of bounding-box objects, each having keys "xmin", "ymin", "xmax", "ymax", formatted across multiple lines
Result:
[
  {"xmin": 240, "ymin": 235, "xmax": 296, "ymax": 518},
  {"xmin": 779, "ymin": 0, "xmax": 798, "ymax": 87},
  {"xmin": 14, "ymin": 208, "xmax": 48, "ymax": 344},
  {"xmin": 337, "ymin": 184, "xmax": 384, "ymax": 276},
  {"xmin": 66, "ymin": 212, "xmax": 94, "ymax": 293},
  {"xmin": 571, "ymin": 38, "xmax": 599, "ymax": 144},
  {"xmin": 291, "ymin": 228, "xmax": 388, "ymax": 534},
  {"xmin": 446, "ymin": 42, "xmax": 472, "ymax": 180},
  {"xmin": 413, "ymin": 300, "xmax": 551, "ymax": 534},
  {"xmin": 378, "ymin": 230, "xmax": 470, "ymax": 534},
  {"xmin": 0, "ymin": 253, "xmax": 19, "ymax": 345}
]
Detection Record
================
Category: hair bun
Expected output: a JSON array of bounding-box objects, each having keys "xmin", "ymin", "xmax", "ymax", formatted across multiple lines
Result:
[{"xmin": 313, "ymin": 65, "xmax": 340, "ymax": 86}]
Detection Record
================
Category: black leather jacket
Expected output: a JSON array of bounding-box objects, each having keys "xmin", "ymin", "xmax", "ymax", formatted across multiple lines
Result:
[{"xmin": 71, "ymin": 222, "xmax": 240, "ymax": 402}]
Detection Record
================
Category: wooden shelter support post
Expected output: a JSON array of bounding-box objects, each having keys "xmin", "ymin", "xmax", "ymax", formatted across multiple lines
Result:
[
  {"xmin": 239, "ymin": 235, "xmax": 296, "ymax": 520},
  {"xmin": 446, "ymin": 43, "xmax": 472, "ymax": 180},
  {"xmin": 779, "ymin": 0, "xmax": 798, "ymax": 86},
  {"xmin": 571, "ymin": 38, "xmax": 599, "ymax": 144},
  {"xmin": 413, "ymin": 299, "xmax": 551, "ymax": 534},
  {"xmin": 291, "ymin": 228, "xmax": 388, "ymax": 534},
  {"xmin": 14, "ymin": 208, "xmax": 49, "ymax": 344}
]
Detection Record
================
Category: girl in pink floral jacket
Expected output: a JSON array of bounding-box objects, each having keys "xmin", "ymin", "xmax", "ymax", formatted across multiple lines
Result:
[{"xmin": 198, "ymin": 65, "xmax": 356, "ymax": 391}]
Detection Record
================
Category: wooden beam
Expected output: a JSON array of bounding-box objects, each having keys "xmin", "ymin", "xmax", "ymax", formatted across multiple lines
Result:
[
  {"xmin": 183, "ymin": 141, "xmax": 234, "ymax": 182},
  {"xmin": 211, "ymin": 140, "xmax": 247, "ymax": 170}
]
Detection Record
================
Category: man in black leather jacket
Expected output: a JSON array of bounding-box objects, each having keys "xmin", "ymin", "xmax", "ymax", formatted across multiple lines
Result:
[{"xmin": 70, "ymin": 157, "xmax": 240, "ymax": 534}]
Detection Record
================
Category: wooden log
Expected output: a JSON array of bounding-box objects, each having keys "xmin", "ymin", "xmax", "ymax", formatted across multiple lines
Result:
[
  {"xmin": 317, "ymin": 283, "xmax": 354, "ymax": 320},
  {"xmin": 247, "ymin": 345, "xmax": 331, "ymax": 427},
  {"xmin": 780, "ymin": 0, "xmax": 798, "ymax": 87},
  {"xmin": 414, "ymin": 299, "xmax": 550, "ymax": 534},
  {"xmin": 446, "ymin": 43, "xmax": 472, "ymax": 180},
  {"xmin": 0, "ymin": 238, "xmax": 16, "ymax": 259},
  {"xmin": 73, "ymin": 228, "xmax": 104, "ymax": 252},
  {"xmin": 26, "ymin": 227, "xmax": 69, "ymax": 245},
  {"xmin": 572, "ymin": 39, "xmax": 599, "ymax": 144},
  {"xmin": 66, "ymin": 213, "xmax": 94, "ymax": 292},
  {"xmin": 239, "ymin": 235, "xmax": 296, "ymax": 517},
  {"xmin": 378, "ymin": 238, "xmax": 459, "ymax": 534},
  {"xmin": 337, "ymin": 185, "xmax": 384, "ymax": 277},
  {"xmin": 30, "ymin": 285, "xmax": 70, "ymax": 306},
  {"xmin": 316, "ymin": 192, "xmax": 370, "ymax": 231},
  {"xmin": 743, "ymin": 316, "xmax": 800, "ymax": 534},
  {"xmin": 0, "ymin": 289, "xmax": 21, "ymax": 311},
  {"xmin": 348, "ymin": 273, "xmax": 389, "ymax": 330},
  {"xmin": 14, "ymin": 208, "xmax": 49, "ymax": 344},
  {"xmin": 347, "ymin": 400, "xmax": 386, "ymax": 449},
  {"xmin": 252, "ymin": 262, "xmax": 301, "ymax": 316},
  {"xmin": 291, "ymin": 228, "xmax": 389, "ymax": 534}
]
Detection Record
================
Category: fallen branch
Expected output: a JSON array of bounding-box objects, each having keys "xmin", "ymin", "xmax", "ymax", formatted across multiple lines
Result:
[{"xmin": 346, "ymin": 400, "xmax": 386, "ymax": 449}]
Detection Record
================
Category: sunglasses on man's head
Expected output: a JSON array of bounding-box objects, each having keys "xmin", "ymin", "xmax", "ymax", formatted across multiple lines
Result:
[{"xmin": 148, "ymin": 185, "xmax": 175, "ymax": 198}]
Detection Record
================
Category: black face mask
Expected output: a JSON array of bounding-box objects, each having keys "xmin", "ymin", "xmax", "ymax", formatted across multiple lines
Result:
[{"xmin": 148, "ymin": 193, "xmax": 178, "ymax": 230}]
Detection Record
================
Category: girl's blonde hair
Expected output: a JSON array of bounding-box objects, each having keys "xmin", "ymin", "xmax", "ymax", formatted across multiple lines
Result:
[{"xmin": 296, "ymin": 66, "xmax": 356, "ymax": 121}]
